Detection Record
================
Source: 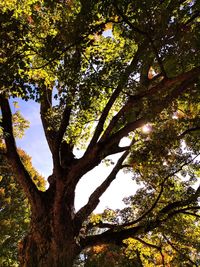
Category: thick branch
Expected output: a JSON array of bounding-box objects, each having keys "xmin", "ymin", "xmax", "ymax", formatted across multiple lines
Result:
[
  {"xmin": 56, "ymin": 105, "xmax": 72, "ymax": 147},
  {"xmin": 71, "ymin": 66, "xmax": 200, "ymax": 192},
  {"xmin": 81, "ymin": 156, "xmax": 200, "ymax": 248},
  {"xmin": 55, "ymin": 49, "xmax": 81, "ymax": 160},
  {"xmin": 102, "ymin": 117, "xmax": 147, "ymax": 149},
  {"xmin": 71, "ymin": 69, "xmax": 200, "ymax": 189},
  {"xmin": 102, "ymin": 66, "xmax": 200, "ymax": 145},
  {"xmin": 75, "ymin": 145, "xmax": 132, "ymax": 228},
  {"xmin": 0, "ymin": 95, "xmax": 42, "ymax": 212},
  {"xmin": 86, "ymin": 43, "xmax": 147, "ymax": 151},
  {"xmin": 160, "ymin": 185, "xmax": 200, "ymax": 214},
  {"xmin": 82, "ymin": 224, "xmax": 144, "ymax": 248},
  {"xmin": 40, "ymin": 87, "xmax": 54, "ymax": 151},
  {"xmin": 81, "ymin": 198, "xmax": 199, "ymax": 250},
  {"xmin": 99, "ymin": 99, "xmax": 139, "ymax": 142},
  {"xmin": 40, "ymin": 88, "xmax": 62, "ymax": 171},
  {"xmin": 101, "ymin": 66, "xmax": 200, "ymax": 149}
]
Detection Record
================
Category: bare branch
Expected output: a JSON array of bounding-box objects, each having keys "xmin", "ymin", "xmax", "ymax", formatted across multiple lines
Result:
[
  {"xmin": 40, "ymin": 87, "xmax": 54, "ymax": 151},
  {"xmin": 75, "ymin": 142, "xmax": 133, "ymax": 228},
  {"xmin": 0, "ymin": 95, "xmax": 42, "ymax": 212},
  {"xmin": 56, "ymin": 105, "xmax": 72, "ymax": 147}
]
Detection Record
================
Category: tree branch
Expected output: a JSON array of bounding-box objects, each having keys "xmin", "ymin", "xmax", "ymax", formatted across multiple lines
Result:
[
  {"xmin": 70, "ymin": 67, "xmax": 200, "ymax": 191},
  {"xmin": 134, "ymin": 237, "xmax": 161, "ymax": 251},
  {"xmin": 81, "ymin": 224, "xmax": 144, "ymax": 248},
  {"xmin": 114, "ymin": 3, "xmax": 147, "ymax": 36},
  {"xmin": 0, "ymin": 95, "xmax": 42, "ymax": 212},
  {"xmin": 185, "ymin": 10, "xmax": 200, "ymax": 25},
  {"xmin": 81, "ymin": 152, "xmax": 200, "ymax": 248},
  {"xmin": 86, "ymin": 43, "xmax": 147, "ymax": 151},
  {"xmin": 70, "ymin": 65, "xmax": 200, "ymax": 191},
  {"xmin": 132, "ymin": 237, "xmax": 166, "ymax": 265},
  {"xmin": 179, "ymin": 126, "xmax": 200, "ymax": 138},
  {"xmin": 101, "ymin": 66, "xmax": 200, "ymax": 149},
  {"xmin": 181, "ymin": 211, "xmax": 200, "ymax": 219},
  {"xmin": 86, "ymin": 222, "xmax": 118, "ymax": 231},
  {"xmin": 108, "ymin": 156, "xmax": 196, "ymax": 229},
  {"xmin": 163, "ymin": 234, "xmax": 198, "ymax": 267},
  {"xmin": 40, "ymin": 88, "xmax": 62, "ymax": 171},
  {"xmin": 75, "ymin": 143, "xmax": 133, "ymax": 229},
  {"xmin": 148, "ymin": 37, "xmax": 167, "ymax": 78},
  {"xmin": 160, "ymin": 185, "xmax": 200, "ymax": 214},
  {"xmin": 81, "ymin": 199, "xmax": 199, "ymax": 250},
  {"xmin": 40, "ymin": 87, "xmax": 54, "ymax": 151},
  {"xmin": 56, "ymin": 105, "xmax": 72, "ymax": 147}
]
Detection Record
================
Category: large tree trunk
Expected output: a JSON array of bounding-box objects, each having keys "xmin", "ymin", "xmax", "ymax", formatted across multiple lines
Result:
[
  {"xmin": 18, "ymin": 218, "xmax": 80, "ymax": 267},
  {"xmin": 18, "ymin": 185, "xmax": 81, "ymax": 267}
]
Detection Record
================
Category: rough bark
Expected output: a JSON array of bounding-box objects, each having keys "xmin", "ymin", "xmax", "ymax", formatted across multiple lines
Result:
[
  {"xmin": 19, "ymin": 229, "xmax": 79, "ymax": 267},
  {"xmin": 18, "ymin": 198, "xmax": 81, "ymax": 267}
]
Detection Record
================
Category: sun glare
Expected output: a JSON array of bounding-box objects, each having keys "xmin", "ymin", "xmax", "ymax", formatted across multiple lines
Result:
[{"xmin": 142, "ymin": 124, "xmax": 152, "ymax": 134}]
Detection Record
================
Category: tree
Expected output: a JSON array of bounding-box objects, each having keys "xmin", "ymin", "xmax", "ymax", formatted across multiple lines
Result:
[{"xmin": 1, "ymin": 0, "xmax": 200, "ymax": 266}]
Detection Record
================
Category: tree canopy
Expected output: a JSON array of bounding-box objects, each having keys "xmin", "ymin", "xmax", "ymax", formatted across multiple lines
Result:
[{"xmin": 0, "ymin": 0, "xmax": 200, "ymax": 266}]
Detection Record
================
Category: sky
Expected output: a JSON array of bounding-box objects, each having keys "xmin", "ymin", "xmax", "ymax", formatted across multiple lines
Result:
[{"xmin": 14, "ymin": 99, "xmax": 138, "ymax": 213}]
